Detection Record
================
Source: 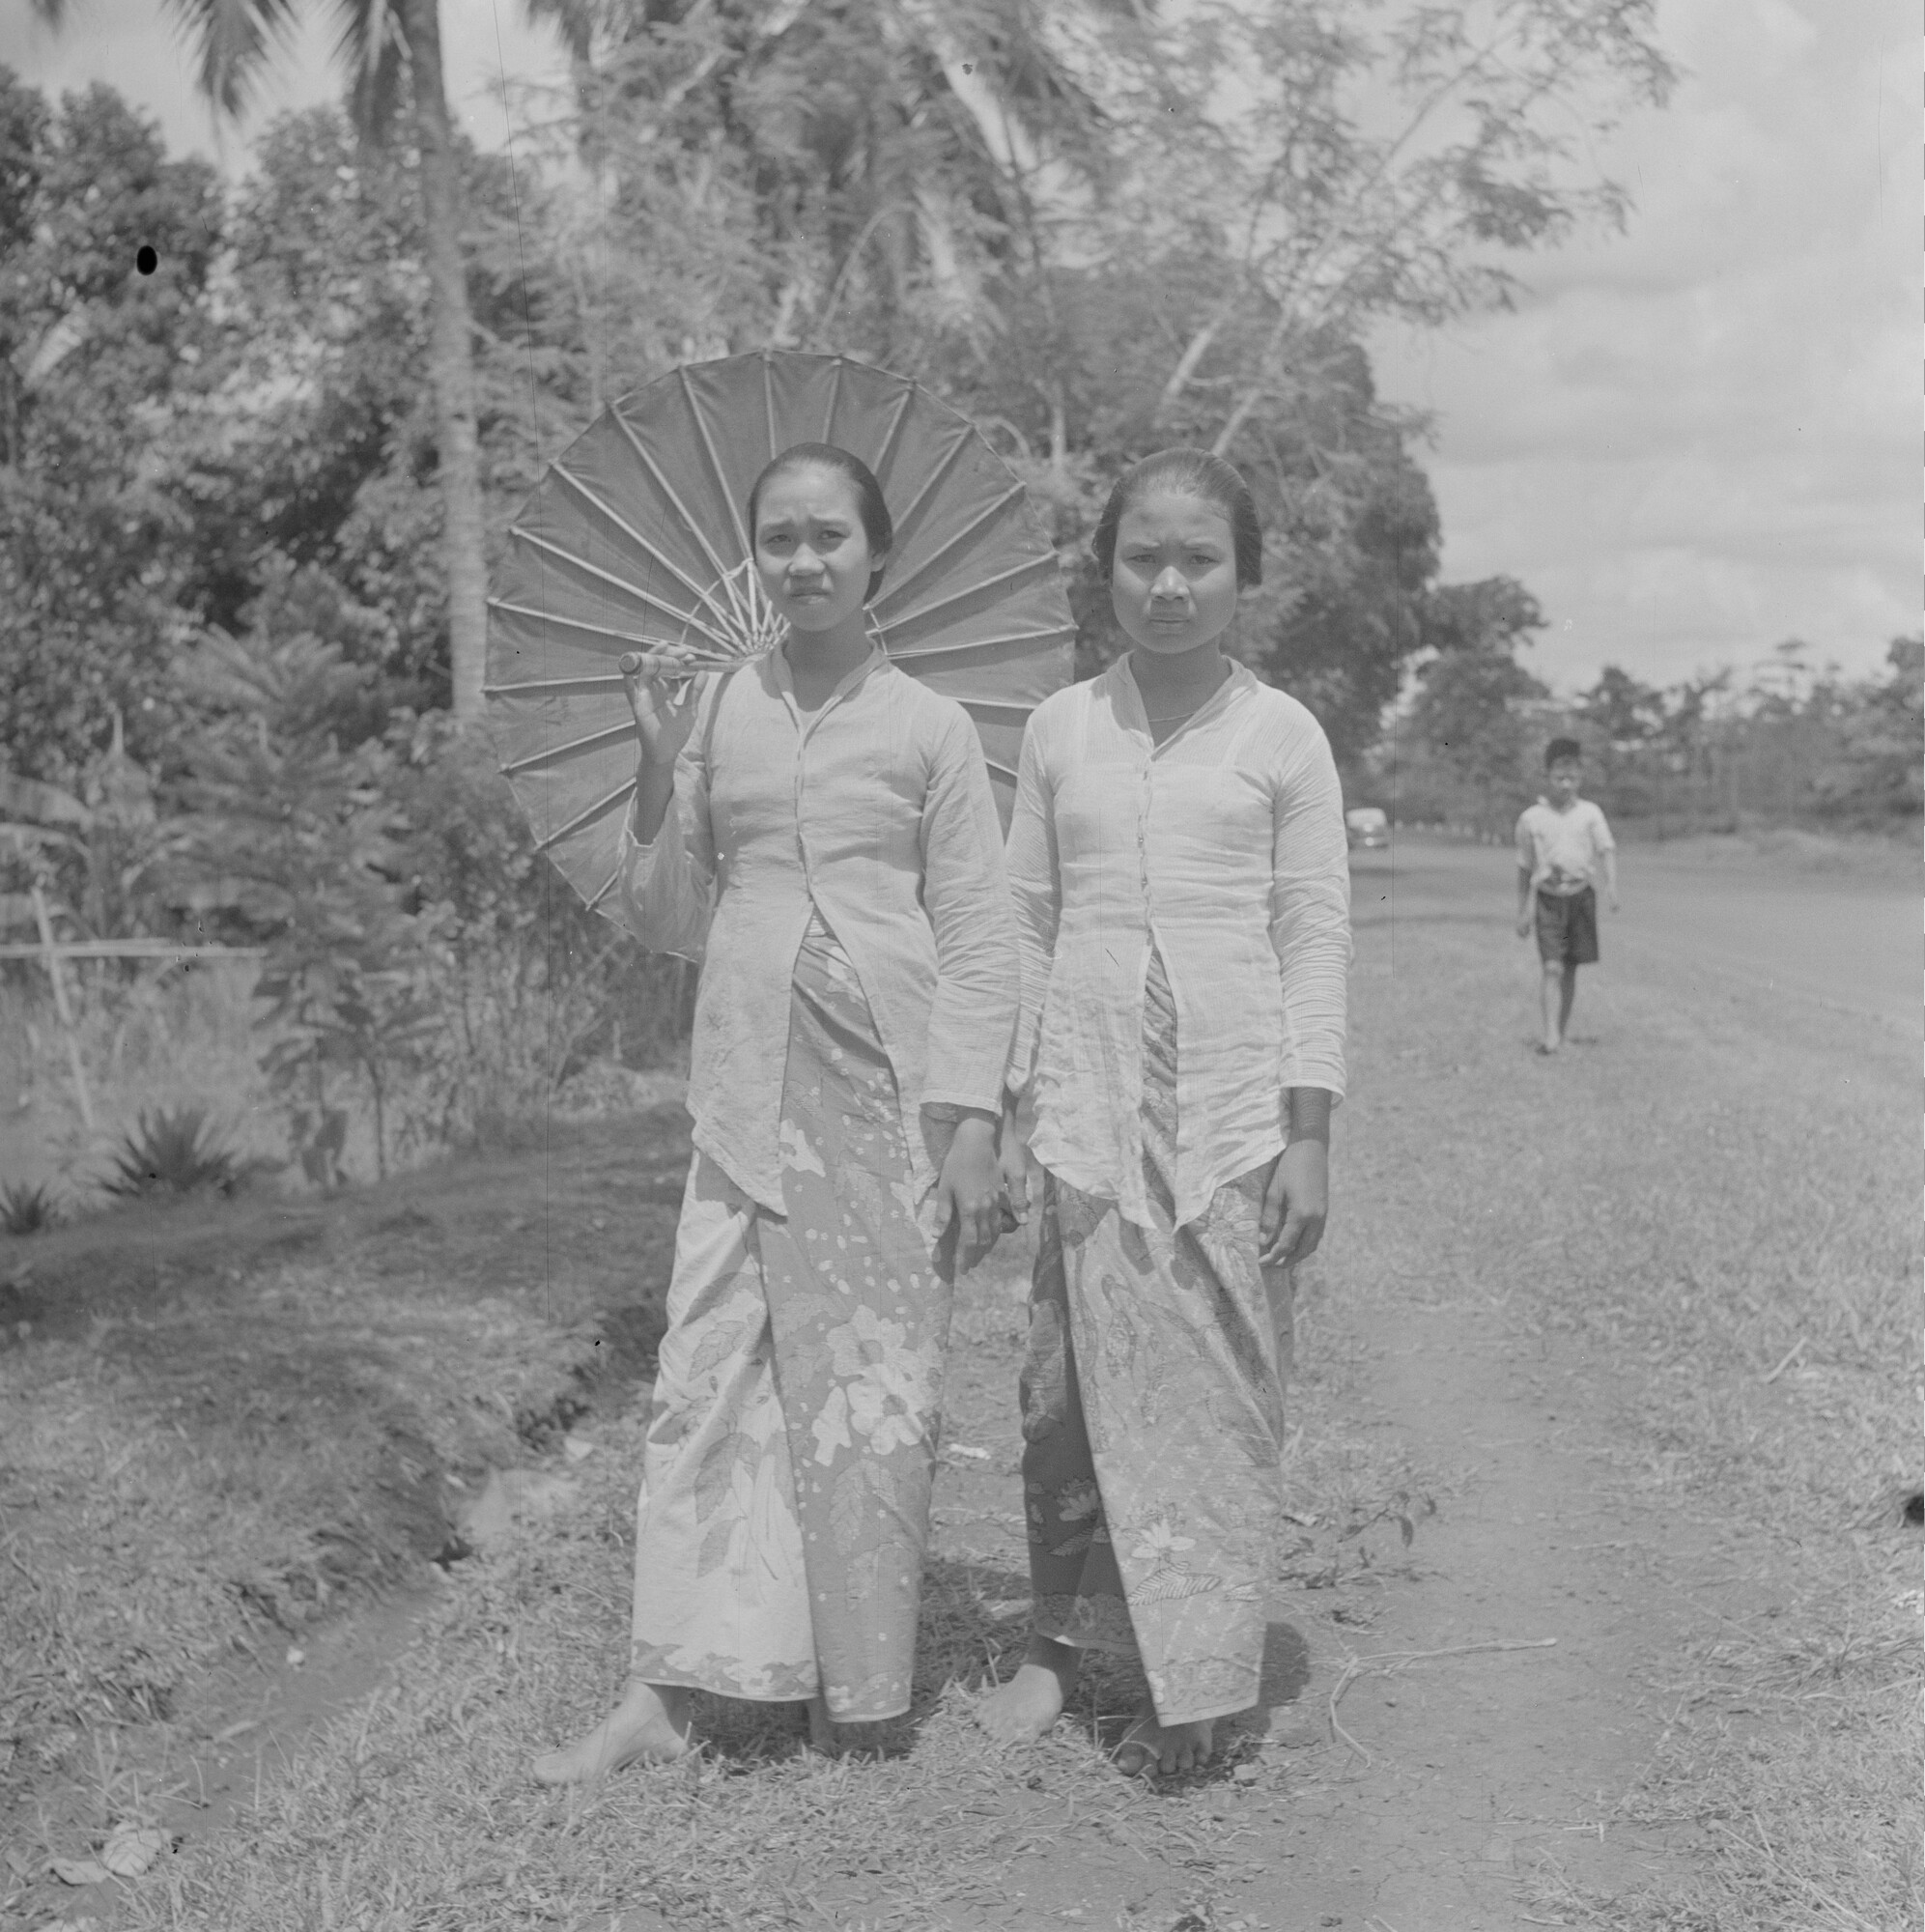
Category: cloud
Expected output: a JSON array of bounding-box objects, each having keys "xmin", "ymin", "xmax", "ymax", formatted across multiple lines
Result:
[{"xmin": 1371, "ymin": 0, "xmax": 1917, "ymax": 693}]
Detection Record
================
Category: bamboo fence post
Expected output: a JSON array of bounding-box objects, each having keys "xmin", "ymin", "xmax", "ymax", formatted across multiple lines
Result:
[{"xmin": 30, "ymin": 882, "xmax": 95, "ymax": 1131}]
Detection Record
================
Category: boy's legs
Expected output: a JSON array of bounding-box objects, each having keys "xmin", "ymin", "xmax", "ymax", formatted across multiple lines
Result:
[{"xmin": 1538, "ymin": 958, "xmax": 1580, "ymax": 1050}]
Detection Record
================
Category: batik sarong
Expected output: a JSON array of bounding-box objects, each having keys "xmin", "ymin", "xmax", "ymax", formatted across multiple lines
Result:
[
  {"xmin": 1019, "ymin": 939, "xmax": 1294, "ymax": 1726},
  {"xmin": 627, "ymin": 906, "xmax": 960, "ymax": 1722}
]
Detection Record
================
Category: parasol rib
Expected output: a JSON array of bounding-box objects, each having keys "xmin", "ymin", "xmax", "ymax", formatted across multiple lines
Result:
[
  {"xmin": 610, "ymin": 406, "xmax": 753, "ymax": 621},
  {"xmin": 762, "ymin": 351, "xmax": 778, "ymax": 464},
  {"xmin": 819, "ymin": 356, "xmax": 847, "ymax": 444},
  {"xmin": 487, "ymin": 599, "xmax": 663, "ymax": 655},
  {"xmin": 506, "ymin": 531, "xmax": 736, "ymax": 657},
  {"xmin": 873, "ymin": 481, "xmax": 1028, "ymax": 608},
  {"xmin": 498, "ymin": 718, "xmax": 637, "ymax": 778},
  {"xmin": 885, "ymin": 422, "xmax": 973, "ymax": 551},
  {"xmin": 680, "ymin": 363, "xmax": 755, "ymax": 565},
  {"xmin": 586, "ymin": 862, "xmax": 623, "ymax": 911},
  {"xmin": 483, "ymin": 671, "xmax": 628, "ymax": 699},
  {"xmin": 544, "ymin": 461, "xmax": 745, "ymax": 642},
  {"xmin": 532, "ymin": 775, "xmax": 637, "ymax": 853},
  {"xmin": 884, "ymin": 551, "xmax": 1063, "ymax": 633},
  {"xmin": 880, "ymin": 623, "xmax": 1078, "ymax": 666},
  {"xmin": 867, "ymin": 382, "xmax": 919, "ymax": 490}
]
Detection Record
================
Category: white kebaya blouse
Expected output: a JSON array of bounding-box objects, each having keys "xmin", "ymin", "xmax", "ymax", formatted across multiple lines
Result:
[
  {"xmin": 610, "ymin": 639, "xmax": 1020, "ymax": 1219},
  {"xmin": 1005, "ymin": 654, "xmax": 1351, "ymax": 1231}
]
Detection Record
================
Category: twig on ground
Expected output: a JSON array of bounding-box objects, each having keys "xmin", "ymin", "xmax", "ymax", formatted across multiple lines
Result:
[
  {"xmin": 1326, "ymin": 1637, "xmax": 1559, "ymax": 1764},
  {"xmin": 1762, "ymin": 1337, "xmax": 1807, "ymax": 1383}
]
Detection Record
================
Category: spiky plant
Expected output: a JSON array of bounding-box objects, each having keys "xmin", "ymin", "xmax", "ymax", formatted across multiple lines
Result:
[
  {"xmin": 101, "ymin": 1107, "xmax": 251, "ymax": 1200},
  {"xmin": 0, "ymin": 1179, "xmax": 64, "ymax": 1235}
]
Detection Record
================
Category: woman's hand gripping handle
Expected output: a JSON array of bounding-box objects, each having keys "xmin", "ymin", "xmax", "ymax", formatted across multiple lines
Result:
[{"xmin": 620, "ymin": 647, "xmax": 703, "ymax": 844}]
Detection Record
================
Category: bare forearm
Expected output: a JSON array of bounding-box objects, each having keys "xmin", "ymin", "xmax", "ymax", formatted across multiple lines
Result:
[
  {"xmin": 1516, "ymin": 865, "xmax": 1534, "ymax": 914},
  {"xmin": 628, "ymin": 756, "xmax": 677, "ymax": 845}
]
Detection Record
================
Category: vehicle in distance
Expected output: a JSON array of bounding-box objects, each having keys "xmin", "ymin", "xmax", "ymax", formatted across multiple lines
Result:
[{"xmin": 1345, "ymin": 807, "xmax": 1389, "ymax": 850}]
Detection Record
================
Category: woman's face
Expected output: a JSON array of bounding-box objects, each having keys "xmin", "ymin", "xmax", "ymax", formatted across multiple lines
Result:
[
  {"xmin": 1110, "ymin": 489, "xmax": 1240, "ymax": 660},
  {"xmin": 752, "ymin": 466, "xmax": 882, "ymax": 639}
]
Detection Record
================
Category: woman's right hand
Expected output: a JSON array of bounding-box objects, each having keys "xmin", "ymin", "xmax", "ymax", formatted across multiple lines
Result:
[
  {"xmin": 998, "ymin": 1109, "xmax": 1032, "ymax": 1230},
  {"xmin": 620, "ymin": 647, "xmax": 704, "ymax": 767}
]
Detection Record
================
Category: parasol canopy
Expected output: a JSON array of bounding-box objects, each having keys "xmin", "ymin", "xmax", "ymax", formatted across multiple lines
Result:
[{"xmin": 486, "ymin": 349, "xmax": 1076, "ymax": 916}]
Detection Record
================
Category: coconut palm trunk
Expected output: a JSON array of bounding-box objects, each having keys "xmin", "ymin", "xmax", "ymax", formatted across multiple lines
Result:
[{"xmin": 397, "ymin": 0, "xmax": 490, "ymax": 726}]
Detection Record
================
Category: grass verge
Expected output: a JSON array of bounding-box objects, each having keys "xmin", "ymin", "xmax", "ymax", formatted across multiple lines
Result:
[{"xmin": 0, "ymin": 1108, "xmax": 694, "ymax": 1919}]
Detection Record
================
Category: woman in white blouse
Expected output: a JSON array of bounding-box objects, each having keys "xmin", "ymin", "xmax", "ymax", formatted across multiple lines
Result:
[
  {"xmin": 533, "ymin": 444, "xmax": 1016, "ymax": 1779},
  {"xmin": 978, "ymin": 448, "xmax": 1351, "ymax": 1776}
]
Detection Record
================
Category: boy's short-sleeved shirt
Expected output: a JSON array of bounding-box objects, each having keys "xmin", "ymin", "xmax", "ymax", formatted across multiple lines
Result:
[{"xmin": 1515, "ymin": 797, "xmax": 1614, "ymax": 896}]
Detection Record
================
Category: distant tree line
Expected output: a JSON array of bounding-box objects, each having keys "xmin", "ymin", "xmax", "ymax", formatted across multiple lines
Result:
[{"xmin": 1369, "ymin": 586, "xmax": 1922, "ymax": 838}]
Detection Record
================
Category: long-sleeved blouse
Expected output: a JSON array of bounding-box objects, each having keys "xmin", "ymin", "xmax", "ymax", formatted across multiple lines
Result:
[
  {"xmin": 610, "ymin": 639, "xmax": 1020, "ymax": 1218},
  {"xmin": 1004, "ymin": 654, "xmax": 1351, "ymax": 1231}
]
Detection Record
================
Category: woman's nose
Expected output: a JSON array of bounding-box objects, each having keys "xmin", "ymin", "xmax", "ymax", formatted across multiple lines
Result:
[{"xmin": 1151, "ymin": 566, "xmax": 1187, "ymax": 599}]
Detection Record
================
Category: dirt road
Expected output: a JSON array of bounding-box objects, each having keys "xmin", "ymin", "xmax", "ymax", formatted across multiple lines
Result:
[{"xmin": 1362, "ymin": 831, "xmax": 1919, "ymax": 1031}]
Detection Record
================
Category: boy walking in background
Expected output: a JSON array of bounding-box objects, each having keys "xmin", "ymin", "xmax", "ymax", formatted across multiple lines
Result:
[{"xmin": 1515, "ymin": 738, "xmax": 1619, "ymax": 1055}]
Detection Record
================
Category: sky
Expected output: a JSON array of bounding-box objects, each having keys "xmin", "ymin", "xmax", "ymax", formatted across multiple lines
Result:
[{"xmin": 4, "ymin": 0, "xmax": 1916, "ymax": 699}]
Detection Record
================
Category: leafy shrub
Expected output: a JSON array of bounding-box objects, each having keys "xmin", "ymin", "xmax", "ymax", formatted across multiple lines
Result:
[
  {"xmin": 101, "ymin": 1106, "xmax": 260, "ymax": 1200},
  {"xmin": 0, "ymin": 1179, "xmax": 64, "ymax": 1235}
]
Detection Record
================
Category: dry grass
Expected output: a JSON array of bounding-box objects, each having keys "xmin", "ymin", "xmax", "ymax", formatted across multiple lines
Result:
[{"xmin": 1620, "ymin": 822, "xmax": 1920, "ymax": 883}]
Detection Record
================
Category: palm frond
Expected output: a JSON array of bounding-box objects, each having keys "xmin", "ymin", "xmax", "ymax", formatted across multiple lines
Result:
[{"xmin": 161, "ymin": 0, "xmax": 305, "ymax": 122}]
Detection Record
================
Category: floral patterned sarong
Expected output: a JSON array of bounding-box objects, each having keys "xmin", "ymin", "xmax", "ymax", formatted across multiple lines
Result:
[
  {"xmin": 1020, "ymin": 938, "xmax": 1293, "ymax": 1726},
  {"xmin": 627, "ymin": 905, "xmax": 959, "ymax": 1722}
]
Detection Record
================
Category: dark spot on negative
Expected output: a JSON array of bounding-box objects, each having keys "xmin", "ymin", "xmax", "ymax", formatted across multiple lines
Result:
[
  {"xmin": 136, "ymin": 244, "xmax": 157, "ymax": 274},
  {"xmin": 1904, "ymin": 1491, "xmax": 1922, "ymax": 1527}
]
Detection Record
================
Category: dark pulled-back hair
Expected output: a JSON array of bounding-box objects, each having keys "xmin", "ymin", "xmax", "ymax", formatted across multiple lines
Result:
[
  {"xmin": 1091, "ymin": 447, "xmax": 1263, "ymax": 589},
  {"xmin": 1544, "ymin": 737, "xmax": 1584, "ymax": 768},
  {"xmin": 747, "ymin": 442, "xmax": 893, "ymax": 603}
]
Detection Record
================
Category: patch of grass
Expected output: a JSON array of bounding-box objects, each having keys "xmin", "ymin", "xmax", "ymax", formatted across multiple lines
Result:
[{"xmin": 0, "ymin": 1109, "xmax": 694, "ymax": 1928}]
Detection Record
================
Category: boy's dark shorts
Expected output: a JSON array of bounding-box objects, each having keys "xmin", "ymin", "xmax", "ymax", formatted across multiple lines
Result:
[{"xmin": 1535, "ymin": 886, "xmax": 1599, "ymax": 966}]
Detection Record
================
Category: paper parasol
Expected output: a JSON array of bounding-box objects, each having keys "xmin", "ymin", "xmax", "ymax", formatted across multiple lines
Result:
[{"xmin": 485, "ymin": 349, "xmax": 1076, "ymax": 915}]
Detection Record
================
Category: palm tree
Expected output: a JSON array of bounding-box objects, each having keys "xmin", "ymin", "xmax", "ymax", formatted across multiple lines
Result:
[{"xmin": 28, "ymin": 0, "xmax": 587, "ymax": 728}]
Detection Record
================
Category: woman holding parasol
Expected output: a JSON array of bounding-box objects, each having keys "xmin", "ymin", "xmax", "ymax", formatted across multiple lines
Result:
[
  {"xmin": 531, "ymin": 440, "xmax": 1019, "ymax": 1777},
  {"xmin": 978, "ymin": 448, "xmax": 1351, "ymax": 1776}
]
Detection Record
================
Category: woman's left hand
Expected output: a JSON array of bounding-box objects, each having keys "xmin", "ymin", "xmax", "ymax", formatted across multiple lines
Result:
[
  {"xmin": 936, "ymin": 1121, "xmax": 1005, "ymax": 1274},
  {"xmin": 1259, "ymin": 1141, "xmax": 1328, "ymax": 1270}
]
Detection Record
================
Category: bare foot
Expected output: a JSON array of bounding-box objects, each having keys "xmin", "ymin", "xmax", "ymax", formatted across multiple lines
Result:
[
  {"xmin": 977, "ymin": 1634, "xmax": 1080, "ymax": 1745},
  {"xmin": 1535, "ymin": 1039, "xmax": 1560, "ymax": 1056},
  {"xmin": 531, "ymin": 1681, "xmax": 692, "ymax": 1784},
  {"xmin": 1114, "ymin": 1703, "xmax": 1215, "ymax": 1777},
  {"xmin": 807, "ymin": 1691, "xmax": 836, "ymax": 1753}
]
